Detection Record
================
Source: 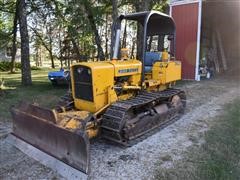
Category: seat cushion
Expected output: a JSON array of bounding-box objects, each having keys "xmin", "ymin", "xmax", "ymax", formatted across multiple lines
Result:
[
  {"xmin": 145, "ymin": 52, "xmax": 162, "ymax": 66},
  {"xmin": 144, "ymin": 52, "xmax": 162, "ymax": 73},
  {"xmin": 144, "ymin": 66, "xmax": 153, "ymax": 73}
]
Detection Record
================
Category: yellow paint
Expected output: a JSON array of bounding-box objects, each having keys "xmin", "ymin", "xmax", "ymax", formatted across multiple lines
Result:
[
  {"xmin": 94, "ymin": 86, "xmax": 112, "ymax": 116},
  {"xmin": 110, "ymin": 59, "xmax": 142, "ymax": 77},
  {"xmin": 69, "ymin": 59, "xmax": 181, "ymax": 114},
  {"xmin": 71, "ymin": 60, "xmax": 142, "ymax": 113},
  {"xmin": 129, "ymin": 73, "xmax": 141, "ymax": 86},
  {"xmin": 122, "ymin": 85, "xmax": 141, "ymax": 90},
  {"xmin": 59, "ymin": 57, "xmax": 183, "ymax": 140},
  {"xmin": 58, "ymin": 111, "xmax": 90, "ymax": 128},
  {"xmin": 120, "ymin": 48, "xmax": 129, "ymax": 60},
  {"xmin": 65, "ymin": 119, "xmax": 81, "ymax": 129},
  {"xmin": 57, "ymin": 111, "xmax": 100, "ymax": 139},
  {"xmin": 145, "ymin": 79, "xmax": 160, "ymax": 87},
  {"xmin": 162, "ymin": 50, "xmax": 169, "ymax": 61},
  {"xmin": 152, "ymin": 61, "xmax": 181, "ymax": 84},
  {"xmin": 86, "ymin": 127, "xmax": 99, "ymax": 138},
  {"xmin": 71, "ymin": 62, "xmax": 117, "ymax": 113}
]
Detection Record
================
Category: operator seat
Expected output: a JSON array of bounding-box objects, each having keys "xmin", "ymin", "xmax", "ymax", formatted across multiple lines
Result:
[{"xmin": 144, "ymin": 52, "xmax": 162, "ymax": 73}]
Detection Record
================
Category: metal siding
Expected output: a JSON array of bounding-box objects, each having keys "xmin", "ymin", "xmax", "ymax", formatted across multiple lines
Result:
[{"xmin": 172, "ymin": 3, "xmax": 199, "ymax": 79}]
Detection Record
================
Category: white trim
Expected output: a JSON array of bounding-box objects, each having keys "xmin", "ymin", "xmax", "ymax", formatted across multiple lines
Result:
[
  {"xmin": 195, "ymin": 0, "xmax": 202, "ymax": 80},
  {"xmin": 170, "ymin": 0, "xmax": 200, "ymax": 7},
  {"xmin": 170, "ymin": 5, "xmax": 172, "ymax": 17}
]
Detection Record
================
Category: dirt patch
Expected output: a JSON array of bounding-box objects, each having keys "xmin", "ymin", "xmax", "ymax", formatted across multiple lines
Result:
[{"xmin": 0, "ymin": 75, "xmax": 239, "ymax": 179}]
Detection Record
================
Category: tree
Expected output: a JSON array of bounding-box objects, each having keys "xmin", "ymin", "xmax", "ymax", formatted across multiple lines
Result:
[
  {"xmin": 0, "ymin": 0, "xmax": 19, "ymax": 73},
  {"xmin": 18, "ymin": 0, "xmax": 32, "ymax": 85},
  {"xmin": 0, "ymin": 0, "xmax": 15, "ymax": 51},
  {"xmin": 10, "ymin": 0, "xmax": 19, "ymax": 73},
  {"xmin": 82, "ymin": 0, "xmax": 105, "ymax": 60},
  {"xmin": 1, "ymin": 0, "xmax": 169, "ymax": 76},
  {"xmin": 28, "ymin": 0, "xmax": 57, "ymax": 68},
  {"xmin": 30, "ymin": 26, "xmax": 55, "ymax": 68}
]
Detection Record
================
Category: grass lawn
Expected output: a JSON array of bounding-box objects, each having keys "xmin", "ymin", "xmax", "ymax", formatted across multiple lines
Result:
[
  {"xmin": 155, "ymin": 99, "xmax": 240, "ymax": 180},
  {"xmin": 197, "ymin": 99, "xmax": 240, "ymax": 180},
  {"xmin": 0, "ymin": 69, "xmax": 68, "ymax": 121}
]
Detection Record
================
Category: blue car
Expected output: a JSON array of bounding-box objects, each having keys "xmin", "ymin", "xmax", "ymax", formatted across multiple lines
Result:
[{"xmin": 48, "ymin": 68, "xmax": 70, "ymax": 85}]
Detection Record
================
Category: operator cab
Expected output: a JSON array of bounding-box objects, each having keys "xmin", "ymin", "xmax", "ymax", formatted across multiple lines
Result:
[{"xmin": 112, "ymin": 11, "xmax": 177, "ymax": 83}]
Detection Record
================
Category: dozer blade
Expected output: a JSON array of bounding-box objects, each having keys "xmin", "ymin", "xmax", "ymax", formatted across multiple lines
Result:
[{"xmin": 10, "ymin": 102, "xmax": 90, "ymax": 174}]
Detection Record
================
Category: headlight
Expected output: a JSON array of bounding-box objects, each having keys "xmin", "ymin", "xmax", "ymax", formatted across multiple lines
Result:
[{"xmin": 64, "ymin": 71, "xmax": 69, "ymax": 78}]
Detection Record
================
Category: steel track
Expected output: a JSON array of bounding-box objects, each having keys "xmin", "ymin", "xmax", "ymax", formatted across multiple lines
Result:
[{"xmin": 101, "ymin": 88, "xmax": 186, "ymax": 146}]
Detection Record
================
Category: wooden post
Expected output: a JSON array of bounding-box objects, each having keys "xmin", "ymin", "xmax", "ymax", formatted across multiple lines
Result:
[
  {"xmin": 216, "ymin": 30, "xmax": 227, "ymax": 71},
  {"xmin": 212, "ymin": 32, "xmax": 220, "ymax": 73}
]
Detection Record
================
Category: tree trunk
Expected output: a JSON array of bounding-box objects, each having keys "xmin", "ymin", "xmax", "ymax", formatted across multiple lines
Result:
[
  {"xmin": 49, "ymin": 27, "xmax": 55, "ymax": 68},
  {"xmin": 49, "ymin": 51, "xmax": 55, "ymax": 69},
  {"xmin": 58, "ymin": 30, "xmax": 63, "ymax": 67},
  {"xmin": 83, "ymin": 1, "xmax": 105, "ymax": 60},
  {"xmin": 39, "ymin": 45, "xmax": 42, "ymax": 66},
  {"xmin": 30, "ymin": 27, "xmax": 55, "ymax": 68},
  {"xmin": 71, "ymin": 37, "xmax": 82, "ymax": 61},
  {"xmin": 35, "ymin": 48, "xmax": 39, "ymax": 66},
  {"xmin": 68, "ymin": 26, "xmax": 82, "ymax": 62},
  {"xmin": 10, "ymin": 0, "xmax": 19, "ymax": 73},
  {"xmin": 18, "ymin": 0, "xmax": 32, "ymax": 85}
]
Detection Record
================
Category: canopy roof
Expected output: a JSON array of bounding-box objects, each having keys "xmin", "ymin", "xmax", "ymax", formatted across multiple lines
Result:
[
  {"xmin": 113, "ymin": 11, "xmax": 176, "ymax": 83},
  {"xmin": 119, "ymin": 11, "xmax": 176, "ymax": 36}
]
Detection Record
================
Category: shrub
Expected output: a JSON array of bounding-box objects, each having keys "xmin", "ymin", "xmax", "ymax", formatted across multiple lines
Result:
[
  {"xmin": 0, "ymin": 61, "xmax": 21, "ymax": 71},
  {"xmin": 31, "ymin": 66, "xmax": 41, "ymax": 70},
  {"xmin": 0, "ymin": 61, "xmax": 38, "ymax": 71}
]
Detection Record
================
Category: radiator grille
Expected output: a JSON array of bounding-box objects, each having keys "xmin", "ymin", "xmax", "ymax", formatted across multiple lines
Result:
[{"xmin": 73, "ymin": 65, "xmax": 93, "ymax": 102}]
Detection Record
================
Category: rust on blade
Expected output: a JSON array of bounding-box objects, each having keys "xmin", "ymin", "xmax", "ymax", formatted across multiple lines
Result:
[{"xmin": 11, "ymin": 102, "xmax": 90, "ymax": 174}]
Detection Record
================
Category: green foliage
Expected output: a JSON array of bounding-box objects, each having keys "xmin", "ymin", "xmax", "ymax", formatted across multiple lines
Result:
[
  {"xmin": 0, "ymin": 61, "xmax": 40, "ymax": 71},
  {"xmin": 151, "ymin": 0, "xmax": 169, "ymax": 13},
  {"xmin": 1, "ymin": 0, "xmax": 171, "ymax": 69},
  {"xmin": 30, "ymin": 66, "xmax": 41, "ymax": 70},
  {"xmin": 0, "ymin": 0, "xmax": 15, "ymax": 48},
  {"xmin": 0, "ymin": 61, "xmax": 21, "ymax": 71}
]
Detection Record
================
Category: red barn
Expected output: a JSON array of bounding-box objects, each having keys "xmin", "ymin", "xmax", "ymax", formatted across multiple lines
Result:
[{"xmin": 170, "ymin": 0, "xmax": 240, "ymax": 80}]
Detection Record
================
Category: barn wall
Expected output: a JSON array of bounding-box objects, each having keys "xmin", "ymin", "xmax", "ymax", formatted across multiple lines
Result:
[{"xmin": 171, "ymin": 2, "xmax": 200, "ymax": 80}]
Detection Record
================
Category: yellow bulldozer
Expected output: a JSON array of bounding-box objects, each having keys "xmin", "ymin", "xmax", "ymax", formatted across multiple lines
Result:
[{"xmin": 11, "ymin": 11, "xmax": 186, "ymax": 175}]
